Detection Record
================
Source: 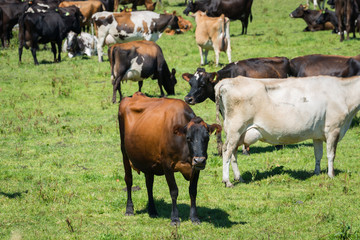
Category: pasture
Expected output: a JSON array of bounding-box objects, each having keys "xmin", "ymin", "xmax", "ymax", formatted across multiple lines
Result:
[{"xmin": 1, "ymin": 0, "xmax": 360, "ymax": 238}]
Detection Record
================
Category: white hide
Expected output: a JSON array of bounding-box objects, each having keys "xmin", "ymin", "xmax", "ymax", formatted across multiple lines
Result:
[
  {"xmin": 92, "ymin": 11, "xmax": 163, "ymax": 62},
  {"xmin": 215, "ymin": 76, "xmax": 360, "ymax": 187},
  {"xmin": 63, "ymin": 32, "xmax": 98, "ymax": 58}
]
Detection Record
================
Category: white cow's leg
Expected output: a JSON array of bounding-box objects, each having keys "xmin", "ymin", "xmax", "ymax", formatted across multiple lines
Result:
[
  {"xmin": 313, "ymin": 139, "xmax": 323, "ymax": 175},
  {"xmin": 97, "ymin": 33, "xmax": 106, "ymax": 62},
  {"xmin": 313, "ymin": 0, "xmax": 318, "ymax": 9},
  {"xmin": 326, "ymin": 130, "xmax": 340, "ymax": 178},
  {"xmin": 214, "ymin": 49, "xmax": 220, "ymax": 66},
  {"xmin": 198, "ymin": 46, "xmax": 204, "ymax": 65}
]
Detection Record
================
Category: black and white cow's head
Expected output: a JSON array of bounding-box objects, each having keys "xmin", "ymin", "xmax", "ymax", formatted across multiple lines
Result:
[
  {"xmin": 183, "ymin": 0, "xmax": 198, "ymax": 16},
  {"xmin": 182, "ymin": 68, "xmax": 218, "ymax": 105}
]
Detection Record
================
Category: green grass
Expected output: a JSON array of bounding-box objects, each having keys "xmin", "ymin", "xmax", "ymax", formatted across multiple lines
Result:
[{"xmin": 1, "ymin": 0, "xmax": 360, "ymax": 239}]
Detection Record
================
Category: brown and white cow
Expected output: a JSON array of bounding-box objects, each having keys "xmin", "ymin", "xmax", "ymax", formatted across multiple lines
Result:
[
  {"xmin": 192, "ymin": 11, "xmax": 231, "ymax": 66},
  {"xmin": 92, "ymin": 11, "xmax": 179, "ymax": 62},
  {"xmin": 119, "ymin": 92, "xmax": 221, "ymax": 225},
  {"xmin": 108, "ymin": 40, "xmax": 177, "ymax": 103},
  {"xmin": 290, "ymin": 54, "xmax": 360, "ymax": 77},
  {"xmin": 59, "ymin": 1, "xmax": 104, "ymax": 29}
]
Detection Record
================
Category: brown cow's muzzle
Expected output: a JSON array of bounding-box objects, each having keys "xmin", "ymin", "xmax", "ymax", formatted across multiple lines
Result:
[{"xmin": 192, "ymin": 157, "xmax": 206, "ymax": 170}]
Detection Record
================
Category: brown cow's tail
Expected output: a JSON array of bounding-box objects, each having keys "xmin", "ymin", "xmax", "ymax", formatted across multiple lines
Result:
[{"xmin": 215, "ymin": 83, "xmax": 223, "ymax": 156}]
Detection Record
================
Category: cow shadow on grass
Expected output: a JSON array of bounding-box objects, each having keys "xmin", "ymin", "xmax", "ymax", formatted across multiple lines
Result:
[
  {"xmin": 136, "ymin": 199, "xmax": 246, "ymax": 228},
  {"xmin": 0, "ymin": 190, "xmax": 28, "ymax": 199},
  {"xmin": 237, "ymin": 166, "xmax": 343, "ymax": 184},
  {"xmin": 241, "ymin": 142, "xmax": 314, "ymax": 155}
]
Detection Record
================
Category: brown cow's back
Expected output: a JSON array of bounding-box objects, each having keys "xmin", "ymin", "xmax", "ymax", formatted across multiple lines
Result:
[{"xmin": 119, "ymin": 93, "xmax": 194, "ymax": 176}]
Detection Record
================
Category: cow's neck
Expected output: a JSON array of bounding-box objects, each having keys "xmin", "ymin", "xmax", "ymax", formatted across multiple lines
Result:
[{"xmin": 152, "ymin": 15, "xmax": 173, "ymax": 32}]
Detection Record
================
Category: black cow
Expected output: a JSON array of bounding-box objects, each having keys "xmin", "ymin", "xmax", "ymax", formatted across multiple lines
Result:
[
  {"xmin": 290, "ymin": 54, "xmax": 360, "ymax": 77},
  {"xmin": 183, "ymin": 0, "xmax": 253, "ymax": 35},
  {"xmin": 182, "ymin": 57, "xmax": 290, "ymax": 105},
  {"xmin": 108, "ymin": 40, "xmax": 177, "ymax": 103},
  {"xmin": 0, "ymin": 1, "xmax": 33, "ymax": 47},
  {"xmin": 18, "ymin": 6, "xmax": 83, "ymax": 65},
  {"xmin": 290, "ymin": 4, "xmax": 334, "ymax": 31},
  {"xmin": 316, "ymin": 8, "xmax": 339, "ymax": 33}
]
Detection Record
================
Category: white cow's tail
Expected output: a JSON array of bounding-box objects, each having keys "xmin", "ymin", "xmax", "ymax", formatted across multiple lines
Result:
[{"xmin": 215, "ymin": 83, "xmax": 223, "ymax": 156}]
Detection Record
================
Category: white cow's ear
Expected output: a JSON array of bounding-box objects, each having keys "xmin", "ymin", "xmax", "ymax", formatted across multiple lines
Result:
[{"xmin": 173, "ymin": 125, "xmax": 187, "ymax": 136}]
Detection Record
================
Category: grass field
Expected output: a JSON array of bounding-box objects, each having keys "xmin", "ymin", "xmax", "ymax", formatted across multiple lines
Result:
[{"xmin": 1, "ymin": 0, "xmax": 360, "ymax": 239}]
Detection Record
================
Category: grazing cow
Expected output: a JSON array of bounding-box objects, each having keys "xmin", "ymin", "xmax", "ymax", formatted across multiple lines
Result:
[
  {"xmin": 119, "ymin": 92, "xmax": 221, "ymax": 225},
  {"xmin": 114, "ymin": 0, "xmax": 156, "ymax": 11},
  {"xmin": 18, "ymin": 6, "xmax": 83, "ymax": 65},
  {"xmin": 316, "ymin": 8, "xmax": 339, "ymax": 33},
  {"xmin": 92, "ymin": 11, "xmax": 179, "ymax": 62},
  {"xmin": 215, "ymin": 76, "xmax": 360, "ymax": 187},
  {"xmin": 59, "ymin": 1, "xmax": 104, "ymax": 28},
  {"xmin": 307, "ymin": 0, "xmax": 325, "ymax": 9},
  {"xmin": 108, "ymin": 40, "xmax": 177, "ymax": 103},
  {"xmin": 0, "ymin": 1, "xmax": 33, "ymax": 47},
  {"xmin": 290, "ymin": 4, "xmax": 334, "ymax": 31},
  {"xmin": 335, "ymin": 0, "xmax": 359, "ymax": 41},
  {"xmin": 164, "ymin": 11, "xmax": 193, "ymax": 35},
  {"xmin": 193, "ymin": 11, "xmax": 231, "ymax": 66},
  {"xmin": 183, "ymin": 0, "xmax": 253, "ymax": 35},
  {"xmin": 290, "ymin": 54, "xmax": 360, "ymax": 77},
  {"xmin": 62, "ymin": 31, "xmax": 97, "ymax": 58}
]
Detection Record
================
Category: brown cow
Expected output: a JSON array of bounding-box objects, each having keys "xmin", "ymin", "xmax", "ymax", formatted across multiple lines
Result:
[
  {"xmin": 59, "ymin": 0, "xmax": 104, "ymax": 28},
  {"xmin": 119, "ymin": 92, "xmax": 221, "ymax": 225},
  {"xmin": 164, "ymin": 11, "xmax": 193, "ymax": 35},
  {"xmin": 335, "ymin": 0, "xmax": 359, "ymax": 41},
  {"xmin": 193, "ymin": 11, "xmax": 231, "ymax": 66},
  {"xmin": 290, "ymin": 54, "xmax": 360, "ymax": 77}
]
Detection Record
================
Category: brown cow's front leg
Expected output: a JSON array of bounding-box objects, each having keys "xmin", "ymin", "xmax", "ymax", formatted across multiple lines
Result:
[
  {"xmin": 164, "ymin": 171, "xmax": 180, "ymax": 226},
  {"xmin": 121, "ymin": 140, "xmax": 134, "ymax": 216},
  {"xmin": 145, "ymin": 173, "xmax": 157, "ymax": 217},
  {"xmin": 189, "ymin": 170, "xmax": 200, "ymax": 224}
]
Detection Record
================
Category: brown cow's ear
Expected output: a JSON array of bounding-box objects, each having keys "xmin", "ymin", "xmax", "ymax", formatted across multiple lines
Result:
[
  {"xmin": 172, "ymin": 11, "xmax": 176, "ymax": 15},
  {"xmin": 182, "ymin": 73, "xmax": 193, "ymax": 82},
  {"xmin": 173, "ymin": 125, "xmax": 187, "ymax": 136},
  {"xmin": 208, "ymin": 124, "xmax": 222, "ymax": 135}
]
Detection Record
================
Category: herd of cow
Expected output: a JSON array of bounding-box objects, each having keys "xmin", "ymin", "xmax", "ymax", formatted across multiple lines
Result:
[{"xmin": 2, "ymin": 0, "xmax": 360, "ymax": 226}]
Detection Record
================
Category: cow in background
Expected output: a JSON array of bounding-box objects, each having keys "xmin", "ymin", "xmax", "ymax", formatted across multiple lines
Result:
[
  {"xmin": 316, "ymin": 8, "xmax": 339, "ymax": 33},
  {"xmin": 114, "ymin": 0, "xmax": 156, "ymax": 11},
  {"xmin": 335, "ymin": 0, "xmax": 359, "ymax": 41},
  {"xmin": 307, "ymin": 0, "xmax": 325, "ymax": 9},
  {"xmin": 290, "ymin": 4, "xmax": 334, "ymax": 31},
  {"xmin": 62, "ymin": 31, "xmax": 97, "ymax": 58},
  {"xmin": 92, "ymin": 11, "xmax": 179, "ymax": 62},
  {"xmin": 59, "ymin": 1, "xmax": 104, "ymax": 29},
  {"xmin": 0, "ymin": 0, "xmax": 33, "ymax": 47},
  {"xmin": 215, "ymin": 75, "xmax": 360, "ymax": 187},
  {"xmin": 193, "ymin": 11, "xmax": 231, "ymax": 66},
  {"xmin": 108, "ymin": 40, "xmax": 177, "ymax": 103},
  {"xmin": 164, "ymin": 11, "xmax": 193, "ymax": 35},
  {"xmin": 183, "ymin": 0, "xmax": 253, "ymax": 35},
  {"xmin": 18, "ymin": 6, "xmax": 83, "ymax": 65},
  {"xmin": 119, "ymin": 92, "xmax": 221, "ymax": 225},
  {"xmin": 290, "ymin": 54, "xmax": 360, "ymax": 77}
]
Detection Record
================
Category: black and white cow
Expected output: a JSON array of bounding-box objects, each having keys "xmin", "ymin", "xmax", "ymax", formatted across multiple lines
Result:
[
  {"xmin": 18, "ymin": 6, "xmax": 83, "ymax": 65},
  {"xmin": 108, "ymin": 40, "xmax": 177, "ymax": 103},
  {"xmin": 62, "ymin": 31, "xmax": 97, "ymax": 58},
  {"xmin": 92, "ymin": 11, "xmax": 179, "ymax": 62}
]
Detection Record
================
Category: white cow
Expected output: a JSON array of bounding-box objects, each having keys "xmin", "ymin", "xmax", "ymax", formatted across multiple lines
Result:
[
  {"xmin": 215, "ymin": 76, "xmax": 360, "ymax": 187},
  {"xmin": 92, "ymin": 11, "xmax": 179, "ymax": 62}
]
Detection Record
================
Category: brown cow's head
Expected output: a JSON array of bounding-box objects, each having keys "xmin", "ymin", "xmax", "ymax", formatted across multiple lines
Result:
[
  {"xmin": 182, "ymin": 68, "xmax": 219, "ymax": 105},
  {"xmin": 174, "ymin": 117, "xmax": 221, "ymax": 170}
]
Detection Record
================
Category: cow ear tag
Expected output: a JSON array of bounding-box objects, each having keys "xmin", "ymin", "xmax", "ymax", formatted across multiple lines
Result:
[{"xmin": 65, "ymin": 12, "xmax": 70, "ymax": 16}]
